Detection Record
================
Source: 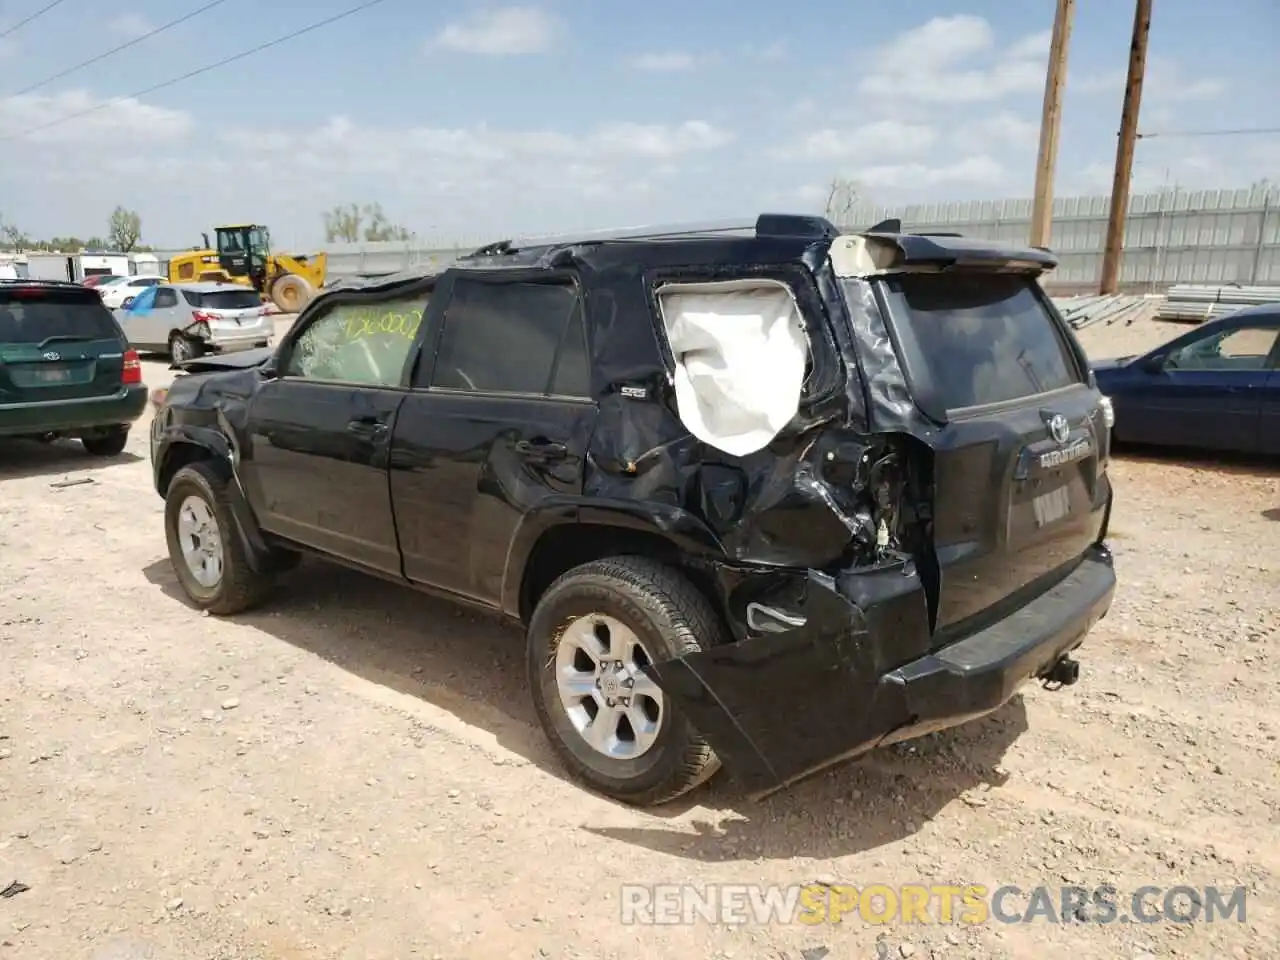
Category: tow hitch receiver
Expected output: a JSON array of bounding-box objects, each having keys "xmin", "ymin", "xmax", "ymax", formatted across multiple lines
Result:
[{"xmin": 1041, "ymin": 655, "xmax": 1081, "ymax": 688}]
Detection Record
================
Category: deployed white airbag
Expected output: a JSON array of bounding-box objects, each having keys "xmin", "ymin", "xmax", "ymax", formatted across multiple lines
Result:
[{"xmin": 656, "ymin": 280, "xmax": 809, "ymax": 457}]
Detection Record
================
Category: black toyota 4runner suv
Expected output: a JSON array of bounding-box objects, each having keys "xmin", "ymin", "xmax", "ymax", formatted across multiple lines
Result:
[{"xmin": 149, "ymin": 214, "xmax": 1116, "ymax": 806}]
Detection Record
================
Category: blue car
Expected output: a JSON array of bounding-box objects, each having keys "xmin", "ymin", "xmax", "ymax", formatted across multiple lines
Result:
[{"xmin": 1091, "ymin": 304, "xmax": 1280, "ymax": 455}]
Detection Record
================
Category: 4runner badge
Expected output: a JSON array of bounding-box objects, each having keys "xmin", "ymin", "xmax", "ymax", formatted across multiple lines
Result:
[{"xmin": 620, "ymin": 386, "xmax": 648, "ymax": 400}]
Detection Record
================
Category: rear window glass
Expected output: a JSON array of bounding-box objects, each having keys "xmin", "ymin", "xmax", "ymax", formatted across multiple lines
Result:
[
  {"xmin": 881, "ymin": 274, "xmax": 1079, "ymax": 409},
  {"xmin": 182, "ymin": 289, "xmax": 264, "ymax": 310},
  {"xmin": 0, "ymin": 289, "xmax": 120, "ymax": 344}
]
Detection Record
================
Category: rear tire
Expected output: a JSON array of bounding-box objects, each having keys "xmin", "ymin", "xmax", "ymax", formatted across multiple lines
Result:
[
  {"xmin": 526, "ymin": 556, "xmax": 724, "ymax": 806},
  {"xmin": 270, "ymin": 275, "xmax": 313, "ymax": 314},
  {"xmin": 81, "ymin": 427, "xmax": 128, "ymax": 457},
  {"xmin": 169, "ymin": 332, "xmax": 203, "ymax": 364},
  {"xmin": 164, "ymin": 462, "xmax": 274, "ymax": 615}
]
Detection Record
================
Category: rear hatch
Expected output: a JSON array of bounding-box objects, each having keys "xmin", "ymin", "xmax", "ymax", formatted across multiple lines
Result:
[
  {"xmin": 872, "ymin": 272, "xmax": 1109, "ymax": 639},
  {"xmin": 182, "ymin": 288, "xmax": 267, "ymax": 332},
  {"xmin": 0, "ymin": 284, "xmax": 128, "ymax": 404}
]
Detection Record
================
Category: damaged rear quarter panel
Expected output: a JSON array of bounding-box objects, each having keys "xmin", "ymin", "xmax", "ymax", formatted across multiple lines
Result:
[{"xmin": 573, "ymin": 239, "xmax": 892, "ymax": 575}]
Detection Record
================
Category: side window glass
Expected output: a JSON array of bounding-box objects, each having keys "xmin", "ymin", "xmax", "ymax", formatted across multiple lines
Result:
[
  {"xmin": 1166, "ymin": 326, "xmax": 1279, "ymax": 371},
  {"xmin": 433, "ymin": 279, "xmax": 577, "ymax": 394},
  {"xmin": 549, "ymin": 304, "xmax": 590, "ymax": 397},
  {"xmin": 284, "ymin": 294, "xmax": 428, "ymax": 386},
  {"xmin": 153, "ymin": 288, "xmax": 178, "ymax": 308},
  {"xmin": 181, "ymin": 290, "xmax": 201, "ymax": 306}
]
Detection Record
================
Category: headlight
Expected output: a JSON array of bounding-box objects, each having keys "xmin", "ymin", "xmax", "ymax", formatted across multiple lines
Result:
[{"xmin": 1098, "ymin": 395, "xmax": 1115, "ymax": 430}]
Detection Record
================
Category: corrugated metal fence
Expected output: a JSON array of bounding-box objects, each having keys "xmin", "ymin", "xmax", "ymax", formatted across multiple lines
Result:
[{"xmin": 155, "ymin": 184, "xmax": 1279, "ymax": 294}]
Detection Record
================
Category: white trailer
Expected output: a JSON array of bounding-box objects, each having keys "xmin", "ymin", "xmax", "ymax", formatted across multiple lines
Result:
[
  {"xmin": 0, "ymin": 254, "xmax": 29, "ymax": 280},
  {"xmin": 22, "ymin": 252, "xmax": 135, "ymax": 282}
]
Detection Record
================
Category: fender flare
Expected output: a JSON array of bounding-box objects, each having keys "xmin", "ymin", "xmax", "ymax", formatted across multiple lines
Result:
[
  {"xmin": 155, "ymin": 424, "xmax": 274, "ymax": 574},
  {"xmin": 499, "ymin": 496, "xmax": 725, "ymax": 616}
]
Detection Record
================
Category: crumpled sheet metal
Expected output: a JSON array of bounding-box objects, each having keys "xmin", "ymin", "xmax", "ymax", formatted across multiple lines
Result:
[{"xmin": 838, "ymin": 276, "xmax": 927, "ymax": 433}]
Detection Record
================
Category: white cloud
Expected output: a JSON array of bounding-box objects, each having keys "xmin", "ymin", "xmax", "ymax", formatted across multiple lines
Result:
[
  {"xmin": 953, "ymin": 112, "xmax": 1040, "ymax": 152},
  {"xmin": 791, "ymin": 120, "xmax": 937, "ymax": 161},
  {"xmin": 109, "ymin": 12, "xmax": 154, "ymax": 38},
  {"xmin": 629, "ymin": 51, "xmax": 700, "ymax": 73},
  {"xmin": 226, "ymin": 116, "xmax": 733, "ymax": 171},
  {"xmin": 1074, "ymin": 56, "xmax": 1226, "ymax": 103},
  {"xmin": 856, "ymin": 155, "xmax": 1006, "ymax": 189},
  {"xmin": 432, "ymin": 7, "xmax": 556, "ymax": 55},
  {"xmin": 0, "ymin": 89, "xmax": 192, "ymax": 144},
  {"xmin": 857, "ymin": 15, "xmax": 1048, "ymax": 104}
]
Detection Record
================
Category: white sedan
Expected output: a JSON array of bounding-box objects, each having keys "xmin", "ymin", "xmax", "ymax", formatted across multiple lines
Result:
[{"xmin": 99, "ymin": 275, "xmax": 164, "ymax": 309}]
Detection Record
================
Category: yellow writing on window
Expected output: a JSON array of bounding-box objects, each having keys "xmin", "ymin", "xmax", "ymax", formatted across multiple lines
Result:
[{"xmin": 340, "ymin": 302, "xmax": 425, "ymax": 343}]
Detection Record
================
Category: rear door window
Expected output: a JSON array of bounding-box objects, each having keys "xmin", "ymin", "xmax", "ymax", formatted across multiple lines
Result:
[
  {"xmin": 880, "ymin": 274, "xmax": 1081, "ymax": 410},
  {"xmin": 429, "ymin": 278, "xmax": 579, "ymax": 395},
  {"xmin": 0, "ymin": 288, "xmax": 121, "ymax": 344},
  {"xmin": 153, "ymin": 288, "xmax": 179, "ymax": 308}
]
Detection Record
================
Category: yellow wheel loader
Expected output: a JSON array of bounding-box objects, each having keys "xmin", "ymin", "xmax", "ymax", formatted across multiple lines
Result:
[{"xmin": 166, "ymin": 225, "xmax": 327, "ymax": 314}]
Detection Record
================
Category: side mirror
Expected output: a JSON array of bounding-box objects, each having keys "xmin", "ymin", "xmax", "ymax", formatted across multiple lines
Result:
[{"xmin": 1139, "ymin": 355, "xmax": 1164, "ymax": 374}]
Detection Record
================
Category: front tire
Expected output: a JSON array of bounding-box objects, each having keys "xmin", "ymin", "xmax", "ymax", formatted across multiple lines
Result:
[
  {"xmin": 526, "ymin": 557, "xmax": 724, "ymax": 806},
  {"xmin": 81, "ymin": 427, "xmax": 128, "ymax": 457},
  {"xmin": 164, "ymin": 462, "xmax": 273, "ymax": 615}
]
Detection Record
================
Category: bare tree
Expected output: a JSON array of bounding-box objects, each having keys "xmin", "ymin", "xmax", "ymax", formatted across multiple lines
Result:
[
  {"xmin": 0, "ymin": 213, "xmax": 31, "ymax": 251},
  {"xmin": 323, "ymin": 203, "xmax": 363, "ymax": 243},
  {"xmin": 823, "ymin": 177, "xmax": 862, "ymax": 227},
  {"xmin": 108, "ymin": 206, "xmax": 142, "ymax": 251},
  {"xmin": 323, "ymin": 203, "xmax": 410, "ymax": 243},
  {"xmin": 362, "ymin": 203, "xmax": 410, "ymax": 242}
]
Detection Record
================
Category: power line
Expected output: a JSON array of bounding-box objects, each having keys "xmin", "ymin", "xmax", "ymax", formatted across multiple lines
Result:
[
  {"xmin": 3, "ymin": 0, "xmax": 390, "ymax": 142},
  {"xmin": 0, "ymin": 0, "xmax": 69, "ymax": 40},
  {"xmin": 1137, "ymin": 126, "xmax": 1280, "ymax": 140},
  {"xmin": 9, "ymin": 0, "xmax": 232, "ymax": 97}
]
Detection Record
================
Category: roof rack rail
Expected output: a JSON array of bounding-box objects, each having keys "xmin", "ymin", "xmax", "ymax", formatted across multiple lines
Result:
[{"xmin": 462, "ymin": 213, "xmax": 839, "ymax": 258}]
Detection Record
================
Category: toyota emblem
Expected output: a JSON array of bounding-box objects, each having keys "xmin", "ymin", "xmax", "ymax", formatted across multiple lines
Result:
[
  {"xmin": 1047, "ymin": 414, "xmax": 1070, "ymax": 445},
  {"xmin": 42, "ymin": 351, "xmax": 60, "ymax": 361}
]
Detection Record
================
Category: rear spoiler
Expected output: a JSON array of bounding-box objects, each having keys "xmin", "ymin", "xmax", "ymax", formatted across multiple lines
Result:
[{"xmin": 830, "ymin": 232, "xmax": 1058, "ymax": 279}]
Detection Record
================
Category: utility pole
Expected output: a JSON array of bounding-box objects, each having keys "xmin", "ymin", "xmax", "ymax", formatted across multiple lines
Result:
[
  {"xmin": 1029, "ymin": 0, "xmax": 1075, "ymax": 248},
  {"xmin": 1098, "ymin": 0, "xmax": 1153, "ymax": 294}
]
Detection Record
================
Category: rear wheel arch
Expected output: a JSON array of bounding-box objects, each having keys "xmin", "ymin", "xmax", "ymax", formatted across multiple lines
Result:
[{"xmin": 515, "ymin": 520, "xmax": 724, "ymax": 632}]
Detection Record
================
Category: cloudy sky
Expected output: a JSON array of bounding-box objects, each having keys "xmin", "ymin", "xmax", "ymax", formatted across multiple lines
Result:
[{"xmin": 0, "ymin": 0, "xmax": 1276, "ymax": 248}]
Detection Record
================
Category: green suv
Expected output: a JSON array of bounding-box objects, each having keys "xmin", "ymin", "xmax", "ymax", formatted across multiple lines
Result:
[{"xmin": 0, "ymin": 279, "xmax": 148, "ymax": 456}]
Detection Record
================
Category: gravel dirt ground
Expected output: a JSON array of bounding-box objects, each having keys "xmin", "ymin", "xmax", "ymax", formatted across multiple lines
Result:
[{"xmin": 1, "ymin": 316, "xmax": 1277, "ymax": 960}]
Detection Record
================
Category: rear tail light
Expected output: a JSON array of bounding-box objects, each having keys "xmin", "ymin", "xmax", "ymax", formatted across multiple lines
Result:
[
  {"xmin": 122, "ymin": 349, "xmax": 143, "ymax": 385},
  {"xmin": 192, "ymin": 310, "xmax": 215, "ymax": 323},
  {"xmin": 6, "ymin": 285, "xmax": 48, "ymax": 299}
]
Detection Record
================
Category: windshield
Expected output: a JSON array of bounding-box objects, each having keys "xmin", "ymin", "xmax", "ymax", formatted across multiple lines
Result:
[
  {"xmin": 873, "ymin": 273, "xmax": 1081, "ymax": 411},
  {"xmin": 0, "ymin": 288, "xmax": 121, "ymax": 344}
]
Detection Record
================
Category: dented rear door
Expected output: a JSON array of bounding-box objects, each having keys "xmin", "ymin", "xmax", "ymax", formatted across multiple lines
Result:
[{"xmin": 875, "ymin": 273, "xmax": 1110, "ymax": 637}]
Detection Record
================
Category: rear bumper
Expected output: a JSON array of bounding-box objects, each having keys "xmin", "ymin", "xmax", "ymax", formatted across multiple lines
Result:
[
  {"xmin": 203, "ymin": 330, "xmax": 271, "ymax": 351},
  {"xmin": 0, "ymin": 385, "xmax": 148, "ymax": 436},
  {"xmin": 647, "ymin": 544, "xmax": 1116, "ymax": 798}
]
